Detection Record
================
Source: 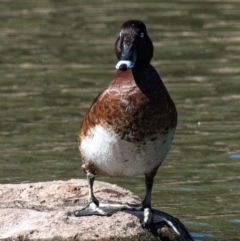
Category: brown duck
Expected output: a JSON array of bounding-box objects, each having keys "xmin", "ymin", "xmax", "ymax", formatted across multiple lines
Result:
[{"xmin": 75, "ymin": 20, "xmax": 177, "ymax": 226}]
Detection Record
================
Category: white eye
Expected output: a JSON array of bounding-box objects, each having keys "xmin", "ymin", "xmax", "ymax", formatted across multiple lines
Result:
[{"xmin": 140, "ymin": 32, "xmax": 144, "ymax": 38}]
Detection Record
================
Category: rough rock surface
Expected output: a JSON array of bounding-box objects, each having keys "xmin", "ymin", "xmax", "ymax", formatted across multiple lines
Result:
[{"xmin": 0, "ymin": 179, "xmax": 193, "ymax": 241}]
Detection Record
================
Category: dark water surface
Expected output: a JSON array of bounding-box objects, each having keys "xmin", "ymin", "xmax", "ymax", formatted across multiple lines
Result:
[{"xmin": 0, "ymin": 1, "xmax": 240, "ymax": 240}]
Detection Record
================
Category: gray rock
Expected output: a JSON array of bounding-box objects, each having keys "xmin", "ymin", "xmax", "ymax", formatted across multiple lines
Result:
[{"xmin": 0, "ymin": 179, "xmax": 193, "ymax": 241}]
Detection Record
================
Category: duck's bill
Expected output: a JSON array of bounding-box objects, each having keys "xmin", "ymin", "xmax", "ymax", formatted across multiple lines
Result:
[
  {"xmin": 115, "ymin": 43, "xmax": 136, "ymax": 71},
  {"xmin": 115, "ymin": 60, "xmax": 134, "ymax": 71}
]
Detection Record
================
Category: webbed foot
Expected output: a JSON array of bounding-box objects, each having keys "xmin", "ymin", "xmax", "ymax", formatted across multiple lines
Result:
[
  {"xmin": 74, "ymin": 201, "xmax": 131, "ymax": 217},
  {"xmin": 74, "ymin": 201, "xmax": 110, "ymax": 217},
  {"xmin": 142, "ymin": 207, "xmax": 154, "ymax": 226},
  {"xmin": 125, "ymin": 203, "xmax": 154, "ymax": 226}
]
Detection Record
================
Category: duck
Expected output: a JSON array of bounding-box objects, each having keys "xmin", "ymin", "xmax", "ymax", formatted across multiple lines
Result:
[{"xmin": 74, "ymin": 20, "xmax": 177, "ymax": 226}]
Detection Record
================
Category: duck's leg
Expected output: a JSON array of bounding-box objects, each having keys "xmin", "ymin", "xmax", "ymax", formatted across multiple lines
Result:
[
  {"xmin": 74, "ymin": 172, "xmax": 129, "ymax": 217},
  {"xmin": 74, "ymin": 172, "xmax": 107, "ymax": 216},
  {"xmin": 141, "ymin": 168, "xmax": 158, "ymax": 226},
  {"xmin": 74, "ymin": 168, "xmax": 158, "ymax": 225},
  {"xmin": 123, "ymin": 166, "xmax": 159, "ymax": 225}
]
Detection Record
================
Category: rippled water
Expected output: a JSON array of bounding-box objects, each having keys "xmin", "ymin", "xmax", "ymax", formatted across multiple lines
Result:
[{"xmin": 0, "ymin": 1, "xmax": 240, "ymax": 240}]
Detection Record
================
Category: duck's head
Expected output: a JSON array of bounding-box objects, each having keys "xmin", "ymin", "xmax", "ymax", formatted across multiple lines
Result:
[{"xmin": 115, "ymin": 20, "xmax": 153, "ymax": 71}]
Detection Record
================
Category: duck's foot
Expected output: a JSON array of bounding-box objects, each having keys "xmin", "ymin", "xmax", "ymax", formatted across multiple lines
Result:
[
  {"xmin": 124, "ymin": 203, "xmax": 153, "ymax": 226},
  {"xmin": 123, "ymin": 209, "xmax": 181, "ymax": 236},
  {"xmin": 142, "ymin": 207, "xmax": 154, "ymax": 226},
  {"xmin": 74, "ymin": 201, "xmax": 108, "ymax": 217},
  {"xmin": 74, "ymin": 201, "xmax": 153, "ymax": 226},
  {"xmin": 74, "ymin": 202, "xmax": 131, "ymax": 217}
]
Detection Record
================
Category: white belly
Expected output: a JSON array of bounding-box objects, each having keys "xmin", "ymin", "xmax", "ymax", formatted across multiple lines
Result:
[{"xmin": 80, "ymin": 125, "xmax": 175, "ymax": 177}]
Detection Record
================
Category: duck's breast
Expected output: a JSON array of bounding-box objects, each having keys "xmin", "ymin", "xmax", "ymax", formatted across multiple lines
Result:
[{"xmin": 80, "ymin": 124, "xmax": 175, "ymax": 177}]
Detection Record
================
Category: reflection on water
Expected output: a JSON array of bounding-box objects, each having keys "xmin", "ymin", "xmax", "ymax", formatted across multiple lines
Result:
[
  {"xmin": 0, "ymin": 0, "xmax": 240, "ymax": 240},
  {"xmin": 191, "ymin": 232, "xmax": 214, "ymax": 241},
  {"xmin": 232, "ymin": 219, "xmax": 240, "ymax": 224},
  {"xmin": 230, "ymin": 154, "xmax": 240, "ymax": 159}
]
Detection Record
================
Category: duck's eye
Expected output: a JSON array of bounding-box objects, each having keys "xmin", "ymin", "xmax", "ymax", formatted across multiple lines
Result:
[{"xmin": 140, "ymin": 32, "xmax": 144, "ymax": 38}]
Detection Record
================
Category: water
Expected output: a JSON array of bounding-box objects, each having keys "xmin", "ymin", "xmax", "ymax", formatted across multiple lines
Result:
[{"xmin": 0, "ymin": 1, "xmax": 240, "ymax": 240}]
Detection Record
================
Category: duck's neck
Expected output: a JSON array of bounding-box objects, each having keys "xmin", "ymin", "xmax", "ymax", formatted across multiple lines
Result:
[
  {"xmin": 132, "ymin": 63, "xmax": 169, "ymax": 101},
  {"xmin": 111, "ymin": 63, "xmax": 169, "ymax": 102}
]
